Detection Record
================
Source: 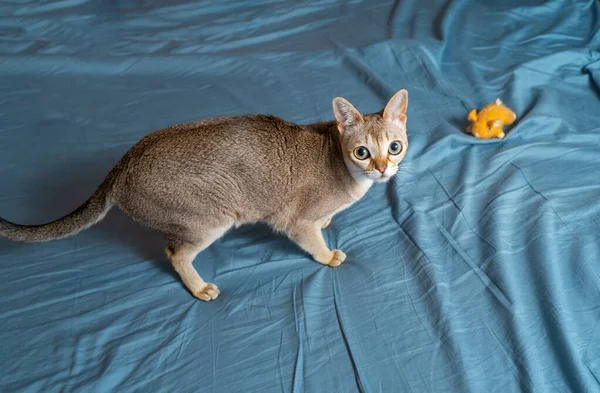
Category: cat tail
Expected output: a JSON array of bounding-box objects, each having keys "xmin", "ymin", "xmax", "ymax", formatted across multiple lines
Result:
[{"xmin": 0, "ymin": 179, "xmax": 115, "ymax": 243}]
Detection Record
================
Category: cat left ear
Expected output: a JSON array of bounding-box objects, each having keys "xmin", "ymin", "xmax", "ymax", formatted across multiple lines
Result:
[
  {"xmin": 383, "ymin": 89, "xmax": 408, "ymax": 127},
  {"xmin": 332, "ymin": 97, "xmax": 363, "ymax": 134}
]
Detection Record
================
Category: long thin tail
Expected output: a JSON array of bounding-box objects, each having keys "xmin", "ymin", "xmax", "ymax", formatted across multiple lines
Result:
[{"xmin": 0, "ymin": 181, "xmax": 114, "ymax": 243}]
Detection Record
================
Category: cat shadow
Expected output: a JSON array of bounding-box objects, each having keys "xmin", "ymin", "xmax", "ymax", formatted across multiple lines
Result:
[
  {"xmin": 0, "ymin": 150, "xmax": 176, "ymax": 278},
  {"xmin": 0, "ymin": 150, "xmax": 300, "ymax": 279},
  {"xmin": 95, "ymin": 210, "xmax": 176, "ymax": 278}
]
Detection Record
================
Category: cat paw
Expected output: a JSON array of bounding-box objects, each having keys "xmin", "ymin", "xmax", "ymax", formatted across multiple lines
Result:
[
  {"xmin": 321, "ymin": 217, "xmax": 332, "ymax": 229},
  {"xmin": 326, "ymin": 250, "xmax": 346, "ymax": 267},
  {"xmin": 193, "ymin": 283, "xmax": 220, "ymax": 301}
]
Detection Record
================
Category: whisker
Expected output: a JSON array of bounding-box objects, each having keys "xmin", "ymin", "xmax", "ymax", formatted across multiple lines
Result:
[{"xmin": 393, "ymin": 163, "xmax": 417, "ymax": 186}]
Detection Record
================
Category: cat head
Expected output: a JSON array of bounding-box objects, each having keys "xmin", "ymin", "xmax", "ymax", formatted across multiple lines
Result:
[{"xmin": 333, "ymin": 89, "xmax": 409, "ymax": 184}]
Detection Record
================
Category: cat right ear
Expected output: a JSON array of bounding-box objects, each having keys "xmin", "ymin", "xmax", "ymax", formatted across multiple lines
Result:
[
  {"xmin": 332, "ymin": 97, "xmax": 363, "ymax": 134},
  {"xmin": 383, "ymin": 89, "xmax": 408, "ymax": 127}
]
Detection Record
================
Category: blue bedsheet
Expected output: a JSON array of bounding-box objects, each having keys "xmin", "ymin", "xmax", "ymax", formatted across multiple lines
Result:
[{"xmin": 1, "ymin": 0, "xmax": 600, "ymax": 392}]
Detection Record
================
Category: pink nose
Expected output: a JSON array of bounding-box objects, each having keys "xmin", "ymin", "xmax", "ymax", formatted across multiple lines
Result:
[{"xmin": 376, "ymin": 164, "xmax": 386, "ymax": 174}]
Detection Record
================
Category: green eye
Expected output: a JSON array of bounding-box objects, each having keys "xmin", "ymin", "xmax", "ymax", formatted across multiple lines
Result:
[
  {"xmin": 353, "ymin": 146, "xmax": 370, "ymax": 160},
  {"xmin": 388, "ymin": 141, "xmax": 403, "ymax": 155}
]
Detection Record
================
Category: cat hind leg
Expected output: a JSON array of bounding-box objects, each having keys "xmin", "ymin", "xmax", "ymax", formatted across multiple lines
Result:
[{"xmin": 166, "ymin": 224, "xmax": 230, "ymax": 301}]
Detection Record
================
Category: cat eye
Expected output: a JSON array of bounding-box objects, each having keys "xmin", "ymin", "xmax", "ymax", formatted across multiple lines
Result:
[
  {"xmin": 388, "ymin": 141, "xmax": 403, "ymax": 155},
  {"xmin": 353, "ymin": 146, "xmax": 370, "ymax": 160}
]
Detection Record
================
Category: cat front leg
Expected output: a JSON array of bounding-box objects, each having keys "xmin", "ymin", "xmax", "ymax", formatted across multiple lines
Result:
[
  {"xmin": 321, "ymin": 216, "xmax": 332, "ymax": 229},
  {"xmin": 286, "ymin": 220, "xmax": 346, "ymax": 267}
]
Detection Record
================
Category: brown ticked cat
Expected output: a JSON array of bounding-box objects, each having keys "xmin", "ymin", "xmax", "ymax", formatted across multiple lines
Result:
[{"xmin": 0, "ymin": 89, "xmax": 409, "ymax": 301}]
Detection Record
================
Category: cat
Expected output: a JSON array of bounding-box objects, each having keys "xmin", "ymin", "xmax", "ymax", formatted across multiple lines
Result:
[{"xmin": 0, "ymin": 89, "xmax": 409, "ymax": 301}]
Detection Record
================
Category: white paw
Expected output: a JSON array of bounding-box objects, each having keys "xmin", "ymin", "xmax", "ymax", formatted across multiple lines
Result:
[
  {"xmin": 193, "ymin": 283, "xmax": 220, "ymax": 301},
  {"xmin": 321, "ymin": 217, "xmax": 332, "ymax": 229},
  {"xmin": 327, "ymin": 250, "xmax": 346, "ymax": 267}
]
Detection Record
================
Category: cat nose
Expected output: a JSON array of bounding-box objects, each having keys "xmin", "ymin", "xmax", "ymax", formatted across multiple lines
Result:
[{"xmin": 376, "ymin": 164, "xmax": 386, "ymax": 174}]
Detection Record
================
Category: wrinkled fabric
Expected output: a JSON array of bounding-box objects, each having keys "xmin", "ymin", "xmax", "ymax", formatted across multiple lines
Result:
[{"xmin": 1, "ymin": 0, "xmax": 600, "ymax": 392}]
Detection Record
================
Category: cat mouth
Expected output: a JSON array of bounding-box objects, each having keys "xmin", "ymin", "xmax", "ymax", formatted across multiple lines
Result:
[
  {"xmin": 374, "ymin": 174, "xmax": 393, "ymax": 182},
  {"xmin": 366, "ymin": 167, "xmax": 398, "ymax": 182},
  {"xmin": 366, "ymin": 171, "xmax": 394, "ymax": 182}
]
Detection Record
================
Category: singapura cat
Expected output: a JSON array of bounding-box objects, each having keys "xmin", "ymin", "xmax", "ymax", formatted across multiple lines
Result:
[{"xmin": 0, "ymin": 89, "xmax": 409, "ymax": 301}]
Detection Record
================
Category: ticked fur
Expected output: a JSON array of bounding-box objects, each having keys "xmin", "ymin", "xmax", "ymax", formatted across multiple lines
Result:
[{"xmin": 0, "ymin": 90, "xmax": 409, "ymax": 301}]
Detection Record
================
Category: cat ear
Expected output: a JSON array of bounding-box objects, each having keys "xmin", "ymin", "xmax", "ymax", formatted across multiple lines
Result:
[
  {"xmin": 383, "ymin": 89, "xmax": 408, "ymax": 127},
  {"xmin": 332, "ymin": 97, "xmax": 363, "ymax": 134}
]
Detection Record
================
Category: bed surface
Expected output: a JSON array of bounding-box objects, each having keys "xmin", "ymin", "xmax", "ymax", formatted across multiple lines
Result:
[{"xmin": 1, "ymin": 0, "xmax": 600, "ymax": 392}]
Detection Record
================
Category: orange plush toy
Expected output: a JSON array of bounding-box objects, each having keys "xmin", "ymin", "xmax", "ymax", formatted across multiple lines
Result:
[{"xmin": 467, "ymin": 99, "xmax": 516, "ymax": 139}]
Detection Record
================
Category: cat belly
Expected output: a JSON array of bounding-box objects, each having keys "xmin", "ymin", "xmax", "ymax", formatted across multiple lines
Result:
[{"xmin": 321, "ymin": 202, "xmax": 353, "ymax": 223}]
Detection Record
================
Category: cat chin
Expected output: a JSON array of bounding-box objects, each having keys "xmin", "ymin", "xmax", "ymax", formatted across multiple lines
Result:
[
  {"xmin": 373, "ymin": 176, "xmax": 393, "ymax": 183},
  {"xmin": 365, "ymin": 173, "xmax": 393, "ymax": 183},
  {"xmin": 365, "ymin": 169, "xmax": 398, "ymax": 183}
]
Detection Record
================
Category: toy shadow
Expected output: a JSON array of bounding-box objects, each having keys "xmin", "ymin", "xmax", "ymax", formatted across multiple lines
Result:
[{"xmin": 448, "ymin": 115, "xmax": 470, "ymax": 135}]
